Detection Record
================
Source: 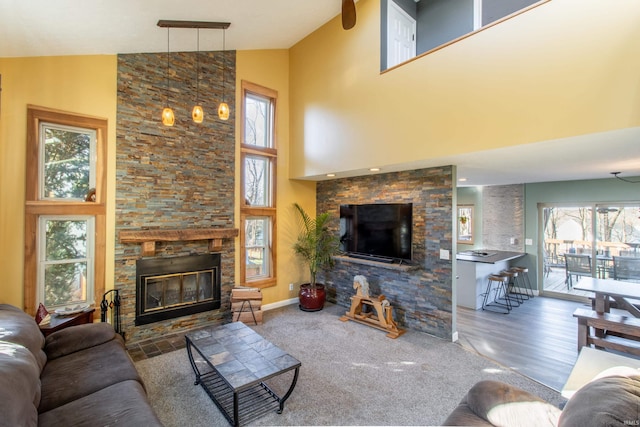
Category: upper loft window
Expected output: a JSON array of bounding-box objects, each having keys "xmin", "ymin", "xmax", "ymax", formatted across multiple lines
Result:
[{"xmin": 381, "ymin": 0, "xmax": 550, "ymax": 70}]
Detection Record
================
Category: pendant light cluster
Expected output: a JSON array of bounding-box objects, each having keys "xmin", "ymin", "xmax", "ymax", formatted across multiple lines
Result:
[{"xmin": 157, "ymin": 20, "xmax": 231, "ymax": 126}]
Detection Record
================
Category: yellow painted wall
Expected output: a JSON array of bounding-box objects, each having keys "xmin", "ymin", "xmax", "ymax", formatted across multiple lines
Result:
[
  {"xmin": 0, "ymin": 55, "xmax": 118, "ymax": 307},
  {"xmin": 236, "ymin": 50, "xmax": 316, "ymax": 305},
  {"xmin": 0, "ymin": 51, "xmax": 313, "ymax": 309},
  {"xmin": 289, "ymin": 0, "xmax": 640, "ymax": 178}
]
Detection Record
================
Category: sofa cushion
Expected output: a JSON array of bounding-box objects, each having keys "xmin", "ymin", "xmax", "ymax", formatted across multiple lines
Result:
[
  {"xmin": 0, "ymin": 341, "xmax": 41, "ymax": 427},
  {"xmin": 38, "ymin": 338, "xmax": 142, "ymax": 413},
  {"xmin": 0, "ymin": 304, "xmax": 46, "ymax": 371},
  {"xmin": 38, "ymin": 380, "xmax": 162, "ymax": 427},
  {"xmin": 45, "ymin": 322, "xmax": 122, "ymax": 360},
  {"xmin": 559, "ymin": 374, "xmax": 640, "ymax": 427},
  {"xmin": 445, "ymin": 380, "xmax": 561, "ymax": 427}
]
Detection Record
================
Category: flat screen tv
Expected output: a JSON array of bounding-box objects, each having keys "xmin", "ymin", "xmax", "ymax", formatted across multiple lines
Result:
[{"xmin": 339, "ymin": 203, "xmax": 412, "ymax": 263}]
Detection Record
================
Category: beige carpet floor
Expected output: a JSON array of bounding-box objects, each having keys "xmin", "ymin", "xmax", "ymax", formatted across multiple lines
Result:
[{"xmin": 136, "ymin": 303, "xmax": 565, "ymax": 426}]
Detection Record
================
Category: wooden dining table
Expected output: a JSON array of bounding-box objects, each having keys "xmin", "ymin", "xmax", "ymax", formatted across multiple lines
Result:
[{"xmin": 574, "ymin": 277, "xmax": 640, "ymax": 317}]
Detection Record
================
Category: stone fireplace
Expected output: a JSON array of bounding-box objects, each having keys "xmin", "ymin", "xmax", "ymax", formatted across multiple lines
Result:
[
  {"xmin": 115, "ymin": 49, "xmax": 237, "ymax": 343},
  {"xmin": 135, "ymin": 253, "xmax": 221, "ymax": 326}
]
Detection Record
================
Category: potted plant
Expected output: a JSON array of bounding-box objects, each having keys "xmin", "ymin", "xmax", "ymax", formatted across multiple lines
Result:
[{"xmin": 292, "ymin": 203, "xmax": 341, "ymax": 311}]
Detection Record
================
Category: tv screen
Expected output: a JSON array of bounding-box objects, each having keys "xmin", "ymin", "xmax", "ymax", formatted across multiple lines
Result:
[{"xmin": 340, "ymin": 203, "xmax": 412, "ymax": 262}]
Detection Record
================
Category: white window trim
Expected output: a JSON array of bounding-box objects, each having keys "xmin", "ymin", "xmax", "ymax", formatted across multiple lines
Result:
[
  {"xmin": 244, "ymin": 154, "xmax": 272, "ymax": 207},
  {"xmin": 245, "ymin": 216, "xmax": 271, "ymax": 280},
  {"xmin": 37, "ymin": 215, "xmax": 95, "ymax": 310},
  {"xmin": 38, "ymin": 122, "xmax": 97, "ymax": 201}
]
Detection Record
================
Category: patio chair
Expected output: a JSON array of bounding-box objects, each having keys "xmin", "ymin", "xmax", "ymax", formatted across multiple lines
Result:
[
  {"xmin": 565, "ymin": 254, "xmax": 592, "ymax": 289},
  {"xmin": 613, "ymin": 256, "xmax": 640, "ymax": 282}
]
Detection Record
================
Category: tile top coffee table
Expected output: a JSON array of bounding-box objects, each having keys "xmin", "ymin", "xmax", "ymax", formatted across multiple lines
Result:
[{"xmin": 185, "ymin": 322, "xmax": 301, "ymax": 426}]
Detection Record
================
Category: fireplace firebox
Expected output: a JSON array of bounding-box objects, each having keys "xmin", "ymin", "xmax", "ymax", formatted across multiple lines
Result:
[{"xmin": 135, "ymin": 253, "xmax": 221, "ymax": 326}]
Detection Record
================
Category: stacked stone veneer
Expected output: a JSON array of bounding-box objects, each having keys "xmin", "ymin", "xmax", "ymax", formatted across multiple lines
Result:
[
  {"xmin": 115, "ymin": 50, "xmax": 236, "ymax": 343},
  {"xmin": 317, "ymin": 167, "xmax": 454, "ymax": 339},
  {"xmin": 482, "ymin": 184, "xmax": 525, "ymax": 251}
]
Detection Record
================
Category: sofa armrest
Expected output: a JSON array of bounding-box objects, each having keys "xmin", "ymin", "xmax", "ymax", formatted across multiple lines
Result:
[
  {"xmin": 442, "ymin": 400, "xmax": 494, "ymax": 426},
  {"xmin": 0, "ymin": 341, "xmax": 41, "ymax": 427},
  {"xmin": 45, "ymin": 323, "xmax": 122, "ymax": 360},
  {"xmin": 559, "ymin": 375, "xmax": 640, "ymax": 427},
  {"xmin": 449, "ymin": 380, "xmax": 561, "ymax": 427}
]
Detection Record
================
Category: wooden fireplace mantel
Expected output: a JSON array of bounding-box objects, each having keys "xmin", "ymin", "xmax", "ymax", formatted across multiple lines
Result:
[{"xmin": 119, "ymin": 228, "xmax": 239, "ymax": 256}]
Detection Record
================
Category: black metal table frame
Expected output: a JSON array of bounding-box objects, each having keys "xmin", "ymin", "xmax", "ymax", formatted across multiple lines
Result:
[{"xmin": 185, "ymin": 333, "xmax": 300, "ymax": 426}]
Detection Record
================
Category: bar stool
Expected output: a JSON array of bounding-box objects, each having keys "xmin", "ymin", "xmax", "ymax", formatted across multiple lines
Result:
[
  {"xmin": 511, "ymin": 266, "xmax": 534, "ymax": 298},
  {"xmin": 501, "ymin": 269, "xmax": 522, "ymax": 307},
  {"xmin": 481, "ymin": 274, "xmax": 511, "ymax": 314}
]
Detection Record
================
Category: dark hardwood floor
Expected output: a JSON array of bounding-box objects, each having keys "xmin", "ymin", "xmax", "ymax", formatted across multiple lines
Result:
[{"xmin": 456, "ymin": 296, "xmax": 588, "ymax": 391}]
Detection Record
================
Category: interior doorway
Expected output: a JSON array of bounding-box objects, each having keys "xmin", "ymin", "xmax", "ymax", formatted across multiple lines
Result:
[{"xmin": 386, "ymin": 0, "xmax": 416, "ymax": 69}]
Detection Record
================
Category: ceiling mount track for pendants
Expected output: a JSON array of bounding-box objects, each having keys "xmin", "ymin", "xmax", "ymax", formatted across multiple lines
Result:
[
  {"xmin": 157, "ymin": 19, "xmax": 232, "ymax": 125},
  {"xmin": 157, "ymin": 20, "xmax": 230, "ymax": 29}
]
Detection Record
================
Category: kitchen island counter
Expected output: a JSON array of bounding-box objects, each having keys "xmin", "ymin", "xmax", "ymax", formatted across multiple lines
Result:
[
  {"xmin": 456, "ymin": 250, "xmax": 526, "ymax": 264},
  {"xmin": 457, "ymin": 250, "xmax": 526, "ymax": 309}
]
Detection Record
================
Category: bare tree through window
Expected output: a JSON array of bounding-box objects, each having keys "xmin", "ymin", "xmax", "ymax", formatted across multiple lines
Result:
[{"xmin": 240, "ymin": 82, "xmax": 278, "ymax": 287}]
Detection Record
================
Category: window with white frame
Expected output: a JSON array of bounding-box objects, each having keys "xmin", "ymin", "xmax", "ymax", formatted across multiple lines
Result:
[
  {"xmin": 244, "ymin": 217, "xmax": 271, "ymax": 279},
  {"xmin": 240, "ymin": 81, "xmax": 277, "ymax": 287},
  {"xmin": 39, "ymin": 123, "xmax": 96, "ymax": 200},
  {"xmin": 38, "ymin": 216, "xmax": 95, "ymax": 308}
]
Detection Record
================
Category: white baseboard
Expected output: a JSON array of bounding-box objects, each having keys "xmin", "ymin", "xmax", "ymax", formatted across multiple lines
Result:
[{"xmin": 262, "ymin": 297, "xmax": 299, "ymax": 312}]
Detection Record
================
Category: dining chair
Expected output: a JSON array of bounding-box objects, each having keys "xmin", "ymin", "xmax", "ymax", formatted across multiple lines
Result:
[
  {"xmin": 613, "ymin": 256, "xmax": 640, "ymax": 282},
  {"xmin": 565, "ymin": 254, "xmax": 592, "ymax": 289}
]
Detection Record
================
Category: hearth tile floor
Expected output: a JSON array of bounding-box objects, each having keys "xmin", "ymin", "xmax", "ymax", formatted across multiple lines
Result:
[{"xmin": 126, "ymin": 332, "xmax": 186, "ymax": 362}]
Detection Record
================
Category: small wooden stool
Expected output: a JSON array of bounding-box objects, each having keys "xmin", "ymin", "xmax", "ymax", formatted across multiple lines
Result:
[
  {"xmin": 231, "ymin": 287, "xmax": 263, "ymax": 325},
  {"xmin": 511, "ymin": 266, "xmax": 534, "ymax": 298},
  {"xmin": 481, "ymin": 274, "xmax": 511, "ymax": 314}
]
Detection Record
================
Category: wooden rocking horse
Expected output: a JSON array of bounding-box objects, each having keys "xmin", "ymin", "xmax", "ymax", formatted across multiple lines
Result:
[{"xmin": 339, "ymin": 275, "xmax": 405, "ymax": 339}]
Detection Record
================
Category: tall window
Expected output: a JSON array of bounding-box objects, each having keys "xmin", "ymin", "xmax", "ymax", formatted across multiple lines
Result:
[
  {"xmin": 240, "ymin": 82, "xmax": 277, "ymax": 287},
  {"xmin": 25, "ymin": 106, "xmax": 107, "ymax": 315}
]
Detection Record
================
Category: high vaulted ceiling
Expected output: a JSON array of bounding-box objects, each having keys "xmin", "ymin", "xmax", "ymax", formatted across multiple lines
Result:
[
  {"xmin": 1, "ymin": 0, "xmax": 639, "ymax": 186},
  {"xmin": 0, "ymin": 0, "xmax": 345, "ymax": 57}
]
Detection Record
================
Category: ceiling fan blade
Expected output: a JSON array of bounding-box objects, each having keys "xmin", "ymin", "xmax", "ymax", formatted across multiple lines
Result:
[{"xmin": 342, "ymin": 0, "xmax": 356, "ymax": 30}]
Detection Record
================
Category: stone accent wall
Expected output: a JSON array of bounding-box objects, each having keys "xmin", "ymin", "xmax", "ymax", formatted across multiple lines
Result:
[
  {"xmin": 316, "ymin": 167, "xmax": 454, "ymax": 339},
  {"xmin": 482, "ymin": 184, "xmax": 525, "ymax": 251},
  {"xmin": 115, "ymin": 50, "xmax": 236, "ymax": 343}
]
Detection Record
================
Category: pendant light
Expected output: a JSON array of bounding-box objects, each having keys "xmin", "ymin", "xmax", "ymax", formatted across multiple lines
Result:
[
  {"xmin": 192, "ymin": 28, "xmax": 204, "ymax": 123},
  {"xmin": 161, "ymin": 27, "xmax": 175, "ymax": 126},
  {"xmin": 157, "ymin": 20, "xmax": 230, "ymax": 125},
  {"xmin": 217, "ymin": 28, "xmax": 230, "ymax": 121}
]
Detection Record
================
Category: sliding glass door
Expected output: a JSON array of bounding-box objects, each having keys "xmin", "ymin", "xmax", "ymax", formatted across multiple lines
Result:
[{"xmin": 541, "ymin": 203, "xmax": 640, "ymax": 298}]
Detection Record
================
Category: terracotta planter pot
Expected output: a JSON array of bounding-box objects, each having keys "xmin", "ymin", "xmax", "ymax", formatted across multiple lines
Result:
[{"xmin": 298, "ymin": 283, "xmax": 326, "ymax": 312}]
